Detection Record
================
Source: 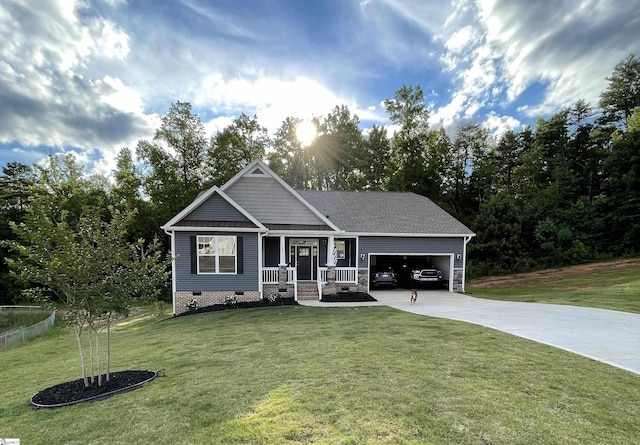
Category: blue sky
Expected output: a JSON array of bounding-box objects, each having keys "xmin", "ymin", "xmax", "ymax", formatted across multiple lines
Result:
[{"xmin": 1, "ymin": 0, "xmax": 639, "ymax": 176}]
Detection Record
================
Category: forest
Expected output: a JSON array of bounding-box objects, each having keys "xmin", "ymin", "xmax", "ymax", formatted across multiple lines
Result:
[{"xmin": 1, "ymin": 54, "xmax": 639, "ymax": 304}]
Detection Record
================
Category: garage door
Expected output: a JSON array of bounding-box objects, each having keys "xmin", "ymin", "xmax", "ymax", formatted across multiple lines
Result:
[{"xmin": 369, "ymin": 254, "xmax": 453, "ymax": 291}]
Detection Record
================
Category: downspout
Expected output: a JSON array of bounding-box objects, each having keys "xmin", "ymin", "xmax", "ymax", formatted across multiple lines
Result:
[
  {"xmin": 162, "ymin": 227, "xmax": 177, "ymax": 315},
  {"xmin": 462, "ymin": 235, "xmax": 474, "ymax": 293}
]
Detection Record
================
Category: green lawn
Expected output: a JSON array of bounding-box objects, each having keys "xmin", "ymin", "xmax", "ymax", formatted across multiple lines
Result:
[
  {"xmin": 1, "ymin": 305, "xmax": 639, "ymax": 444},
  {"xmin": 468, "ymin": 259, "xmax": 640, "ymax": 314}
]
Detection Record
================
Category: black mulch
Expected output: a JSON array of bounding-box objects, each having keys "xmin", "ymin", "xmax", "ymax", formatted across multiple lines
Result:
[
  {"xmin": 31, "ymin": 370, "xmax": 156, "ymax": 408},
  {"xmin": 320, "ymin": 292, "xmax": 377, "ymax": 302},
  {"xmin": 176, "ymin": 297, "xmax": 298, "ymax": 317}
]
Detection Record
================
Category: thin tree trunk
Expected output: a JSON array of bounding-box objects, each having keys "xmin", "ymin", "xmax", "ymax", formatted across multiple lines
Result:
[
  {"xmin": 87, "ymin": 324, "xmax": 94, "ymax": 384},
  {"xmin": 96, "ymin": 326, "xmax": 101, "ymax": 386},
  {"xmin": 76, "ymin": 322, "xmax": 89, "ymax": 388},
  {"xmin": 106, "ymin": 317, "xmax": 111, "ymax": 382}
]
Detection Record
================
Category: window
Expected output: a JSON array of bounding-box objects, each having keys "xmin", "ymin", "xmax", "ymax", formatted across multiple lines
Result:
[
  {"xmin": 335, "ymin": 240, "xmax": 346, "ymax": 260},
  {"xmin": 197, "ymin": 236, "xmax": 237, "ymax": 274}
]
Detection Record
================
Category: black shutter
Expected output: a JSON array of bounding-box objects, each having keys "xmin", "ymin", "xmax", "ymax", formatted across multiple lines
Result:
[
  {"xmin": 237, "ymin": 236, "xmax": 243, "ymax": 274},
  {"xmin": 190, "ymin": 236, "xmax": 197, "ymax": 274}
]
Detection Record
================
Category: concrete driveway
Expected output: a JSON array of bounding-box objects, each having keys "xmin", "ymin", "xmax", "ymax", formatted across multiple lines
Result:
[{"xmin": 362, "ymin": 290, "xmax": 640, "ymax": 375}]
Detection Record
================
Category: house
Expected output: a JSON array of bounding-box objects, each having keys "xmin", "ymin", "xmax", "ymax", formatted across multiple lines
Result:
[{"xmin": 162, "ymin": 159, "xmax": 475, "ymax": 315}]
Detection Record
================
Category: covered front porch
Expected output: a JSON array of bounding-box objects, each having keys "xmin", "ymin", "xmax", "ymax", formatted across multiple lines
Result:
[{"xmin": 260, "ymin": 235, "xmax": 360, "ymax": 300}]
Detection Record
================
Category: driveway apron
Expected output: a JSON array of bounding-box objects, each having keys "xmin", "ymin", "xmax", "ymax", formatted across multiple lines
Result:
[{"xmin": 368, "ymin": 290, "xmax": 640, "ymax": 375}]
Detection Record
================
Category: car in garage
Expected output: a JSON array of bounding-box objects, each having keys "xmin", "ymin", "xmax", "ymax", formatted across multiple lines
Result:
[
  {"xmin": 371, "ymin": 265, "xmax": 398, "ymax": 288},
  {"xmin": 410, "ymin": 265, "xmax": 444, "ymax": 287}
]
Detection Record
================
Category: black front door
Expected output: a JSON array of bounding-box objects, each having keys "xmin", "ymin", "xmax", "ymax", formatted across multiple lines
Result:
[{"xmin": 296, "ymin": 246, "xmax": 312, "ymax": 280}]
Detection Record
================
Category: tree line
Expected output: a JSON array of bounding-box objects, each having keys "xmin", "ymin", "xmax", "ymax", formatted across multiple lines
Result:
[{"xmin": 1, "ymin": 53, "xmax": 639, "ymax": 304}]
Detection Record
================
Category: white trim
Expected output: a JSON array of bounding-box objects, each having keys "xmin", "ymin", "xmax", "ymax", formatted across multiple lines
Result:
[
  {"xmin": 220, "ymin": 159, "xmax": 342, "ymax": 232},
  {"xmin": 195, "ymin": 235, "xmax": 238, "ymax": 274},
  {"xmin": 161, "ymin": 186, "xmax": 266, "ymax": 231},
  {"xmin": 344, "ymin": 232, "xmax": 475, "ymax": 238},
  {"xmin": 366, "ymin": 252, "xmax": 455, "ymax": 293},
  {"xmin": 462, "ymin": 235, "xmax": 473, "ymax": 292},
  {"xmin": 162, "ymin": 226, "xmax": 264, "ymax": 233},
  {"xmin": 170, "ymin": 230, "xmax": 176, "ymax": 315}
]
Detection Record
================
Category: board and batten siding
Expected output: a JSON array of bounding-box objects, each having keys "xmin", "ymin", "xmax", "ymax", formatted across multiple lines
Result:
[
  {"xmin": 183, "ymin": 193, "xmax": 250, "ymax": 222},
  {"xmin": 358, "ymin": 236, "xmax": 465, "ymax": 269},
  {"xmin": 225, "ymin": 176, "xmax": 326, "ymax": 225},
  {"xmin": 174, "ymin": 231, "xmax": 258, "ymax": 291}
]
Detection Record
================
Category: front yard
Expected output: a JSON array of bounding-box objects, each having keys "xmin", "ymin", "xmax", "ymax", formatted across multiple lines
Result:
[{"xmin": 1, "ymin": 305, "xmax": 638, "ymax": 444}]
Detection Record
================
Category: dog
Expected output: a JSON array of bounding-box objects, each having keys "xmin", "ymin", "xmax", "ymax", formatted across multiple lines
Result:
[{"xmin": 410, "ymin": 289, "xmax": 417, "ymax": 305}]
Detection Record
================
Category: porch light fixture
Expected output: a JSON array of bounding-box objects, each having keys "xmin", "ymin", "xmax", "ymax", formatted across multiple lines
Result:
[{"xmin": 360, "ymin": 254, "xmax": 365, "ymax": 260}]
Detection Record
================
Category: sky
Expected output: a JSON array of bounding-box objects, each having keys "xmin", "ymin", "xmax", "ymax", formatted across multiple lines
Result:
[{"xmin": 1, "ymin": 0, "xmax": 639, "ymax": 177}]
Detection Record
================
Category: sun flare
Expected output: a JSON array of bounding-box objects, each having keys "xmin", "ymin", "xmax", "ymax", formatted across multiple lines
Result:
[{"xmin": 296, "ymin": 120, "xmax": 317, "ymax": 146}]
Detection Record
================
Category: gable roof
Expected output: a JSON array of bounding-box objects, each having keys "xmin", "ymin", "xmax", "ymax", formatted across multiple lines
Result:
[
  {"xmin": 297, "ymin": 190, "xmax": 474, "ymax": 236},
  {"xmin": 221, "ymin": 160, "xmax": 341, "ymax": 232},
  {"xmin": 162, "ymin": 186, "xmax": 266, "ymax": 231}
]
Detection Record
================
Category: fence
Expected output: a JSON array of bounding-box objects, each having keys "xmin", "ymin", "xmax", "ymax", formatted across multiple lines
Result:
[{"xmin": 0, "ymin": 306, "xmax": 56, "ymax": 351}]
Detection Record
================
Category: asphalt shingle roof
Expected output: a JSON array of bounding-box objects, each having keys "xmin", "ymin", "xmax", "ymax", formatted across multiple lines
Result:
[{"xmin": 297, "ymin": 190, "xmax": 474, "ymax": 235}]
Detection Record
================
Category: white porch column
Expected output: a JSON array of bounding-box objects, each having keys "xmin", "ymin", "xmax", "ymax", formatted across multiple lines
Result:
[
  {"xmin": 279, "ymin": 235, "xmax": 287, "ymax": 266},
  {"xmin": 326, "ymin": 235, "xmax": 335, "ymax": 266}
]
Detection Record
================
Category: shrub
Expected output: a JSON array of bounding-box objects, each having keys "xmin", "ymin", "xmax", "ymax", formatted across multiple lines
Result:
[
  {"xmin": 266, "ymin": 292, "xmax": 282, "ymax": 304},
  {"xmin": 185, "ymin": 298, "xmax": 198, "ymax": 312},
  {"xmin": 224, "ymin": 295, "xmax": 237, "ymax": 307}
]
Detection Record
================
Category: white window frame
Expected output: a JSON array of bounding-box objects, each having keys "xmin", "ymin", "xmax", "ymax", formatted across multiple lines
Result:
[{"xmin": 197, "ymin": 235, "xmax": 237, "ymax": 274}]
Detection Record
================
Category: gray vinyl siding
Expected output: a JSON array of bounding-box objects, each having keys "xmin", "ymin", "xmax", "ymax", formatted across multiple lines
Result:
[
  {"xmin": 225, "ymin": 176, "xmax": 326, "ymax": 225},
  {"xmin": 358, "ymin": 236, "xmax": 465, "ymax": 268},
  {"xmin": 174, "ymin": 231, "xmax": 258, "ymax": 291},
  {"xmin": 183, "ymin": 194, "xmax": 250, "ymax": 222}
]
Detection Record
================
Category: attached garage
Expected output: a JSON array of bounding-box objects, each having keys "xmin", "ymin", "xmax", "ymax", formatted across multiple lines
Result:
[
  {"xmin": 369, "ymin": 254, "xmax": 453, "ymax": 291},
  {"xmin": 359, "ymin": 236, "xmax": 467, "ymax": 293}
]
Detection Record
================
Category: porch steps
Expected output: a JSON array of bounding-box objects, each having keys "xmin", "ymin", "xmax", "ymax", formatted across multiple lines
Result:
[{"xmin": 297, "ymin": 285, "xmax": 319, "ymax": 301}]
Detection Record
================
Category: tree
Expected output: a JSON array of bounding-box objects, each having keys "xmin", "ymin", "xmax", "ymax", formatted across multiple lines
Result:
[
  {"xmin": 0, "ymin": 162, "xmax": 35, "ymax": 304},
  {"xmin": 384, "ymin": 85, "xmax": 430, "ymax": 194},
  {"xmin": 596, "ymin": 107, "xmax": 640, "ymax": 254},
  {"xmin": 361, "ymin": 125, "xmax": 391, "ymax": 190},
  {"xmin": 469, "ymin": 192, "xmax": 525, "ymax": 275},
  {"xmin": 4, "ymin": 206, "xmax": 170, "ymax": 387},
  {"xmin": 137, "ymin": 101, "xmax": 207, "ymax": 228},
  {"xmin": 207, "ymin": 113, "xmax": 269, "ymax": 185},
  {"xmin": 267, "ymin": 116, "xmax": 312, "ymax": 189},
  {"xmin": 312, "ymin": 105, "xmax": 365, "ymax": 190},
  {"xmin": 599, "ymin": 53, "xmax": 640, "ymax": 125},
  {"xmin": 446, "ymin": 122, "xmax": 489, "ymax": 221}
]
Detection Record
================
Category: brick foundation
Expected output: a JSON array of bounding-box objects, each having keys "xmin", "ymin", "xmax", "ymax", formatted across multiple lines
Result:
[
  {"xmin": 262, "ymin": 284, "xmax": 295, "ymax": 300},
  {"xmin": 175, "ymin": 290, "xmax": 261, "ymax": 315}
]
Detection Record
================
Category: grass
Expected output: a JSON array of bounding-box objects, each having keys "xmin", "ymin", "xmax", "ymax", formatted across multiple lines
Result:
[
  {"xmin": 1, "ymin": 305, "xmax": 639, "ymax": 444},
  {"xmin": 0, "ymin": 311, "xmax": 51, "ymax": 333},
  {"xmin": 468, "ymin": 259, "xmax": 640, "ymax": 314}
]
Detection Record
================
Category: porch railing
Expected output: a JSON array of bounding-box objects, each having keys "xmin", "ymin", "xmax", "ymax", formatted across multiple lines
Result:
[
  {"xmin": 262, "ymin": 267, "xmax": 279, "ymax": 284},
  {"xmin": 319, "ymin": 267, "xmax": 328, "ymax": 284},
  {"xmin": 336, "ymin": 267, "xmax": 357, "ymax": 283},
  {"xmin": 261, "ymin": 267, "xmax": 297, "ymax": 300}
]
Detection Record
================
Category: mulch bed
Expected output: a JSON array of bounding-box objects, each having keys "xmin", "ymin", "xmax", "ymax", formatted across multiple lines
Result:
[
  {"xmin": 320, "ymin": 292, "xmax": 377, "ymax": 302},
  {"xmin": 176, "ymin": 297, "xmax": 298, "ymax": 317},
  {"xmin": 31, "ymin": 370, "xmax": 156, "ymax": 409}
]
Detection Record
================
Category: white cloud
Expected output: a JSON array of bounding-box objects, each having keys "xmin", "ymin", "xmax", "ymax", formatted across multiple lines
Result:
[
  {"xmin": 483, "ymin": 111, "xmax": 522, "ymax": 136},
  {"xmin": 195, "ymin": 73, "xmax": 384, "ymax": 134}
]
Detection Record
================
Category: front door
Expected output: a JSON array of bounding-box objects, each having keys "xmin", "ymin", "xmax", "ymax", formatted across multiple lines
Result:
[{"xmin": 295, "ymin": 246, "xmax": 312, "ymax": 280}]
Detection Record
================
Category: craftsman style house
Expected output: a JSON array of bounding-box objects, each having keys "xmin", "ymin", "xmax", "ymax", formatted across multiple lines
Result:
[{"xmin": 162, "ymin": 159, "xmax": 474, "ymax": 314}]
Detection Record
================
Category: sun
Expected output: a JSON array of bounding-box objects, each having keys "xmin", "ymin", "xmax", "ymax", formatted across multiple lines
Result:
[{"xmin": 296, "ymin": 120, "xmax": 317, "ymax": 146}]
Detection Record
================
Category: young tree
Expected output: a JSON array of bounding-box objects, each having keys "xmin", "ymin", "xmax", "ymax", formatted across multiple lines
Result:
[{"xmin": 4, "ymin": 206, "xmax": 170, "ymax": 387}]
